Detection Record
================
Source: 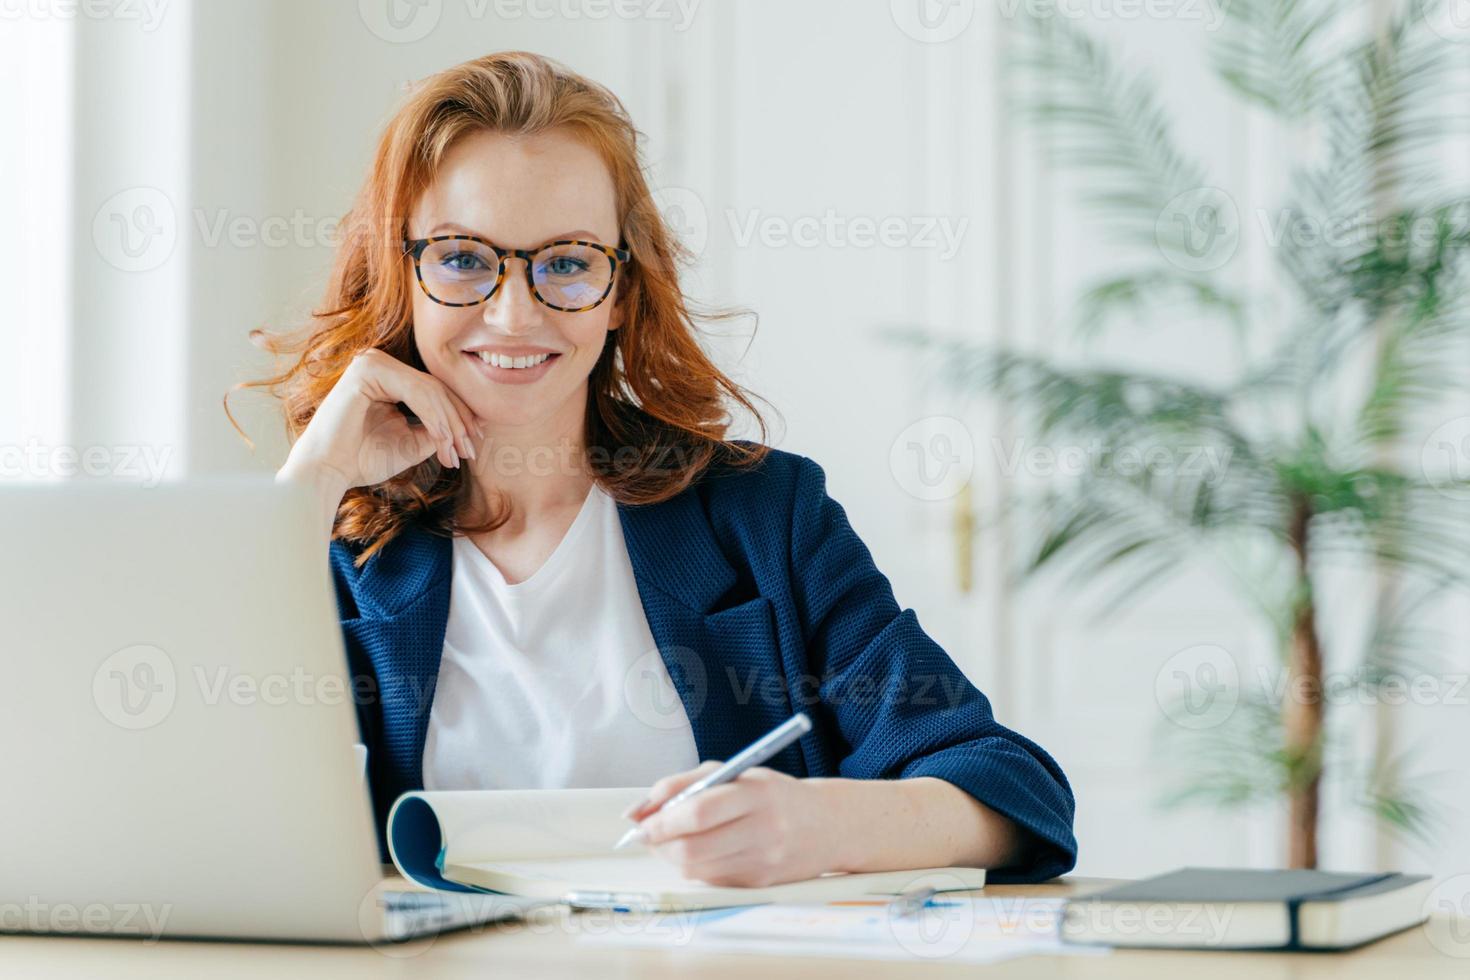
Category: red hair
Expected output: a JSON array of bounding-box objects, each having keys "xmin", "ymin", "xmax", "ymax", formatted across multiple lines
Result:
[{"xmin": 226, "ymin": 51, "xmax": 775, "ymax": 568}]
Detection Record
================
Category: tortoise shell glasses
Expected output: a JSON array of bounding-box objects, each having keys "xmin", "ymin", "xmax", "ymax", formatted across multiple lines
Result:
[{"xmin": 401, "ymin": 234, "xmax": 633, "ymax": 312}]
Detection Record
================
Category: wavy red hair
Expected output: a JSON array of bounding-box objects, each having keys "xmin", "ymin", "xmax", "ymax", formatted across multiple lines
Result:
[{"xmin": 226, "ymin": 51, "xmax": 775, "ymax": 568}]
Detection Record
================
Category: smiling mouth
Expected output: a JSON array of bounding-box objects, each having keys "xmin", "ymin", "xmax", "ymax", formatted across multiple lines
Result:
[{"xmin": 466, "ymin": 351, "xmax": 562, "ymax": 370}]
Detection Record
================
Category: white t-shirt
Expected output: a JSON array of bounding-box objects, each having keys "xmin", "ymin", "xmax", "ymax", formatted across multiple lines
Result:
[{"xmin": 421, "ymin": 483, "xmax": 701, "ymax": 791}]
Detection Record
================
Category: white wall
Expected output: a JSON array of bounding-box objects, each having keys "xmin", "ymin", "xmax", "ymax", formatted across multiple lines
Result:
[{"xmin": 0, "ymin": 15, "xmax": 71, "ymax": 480}]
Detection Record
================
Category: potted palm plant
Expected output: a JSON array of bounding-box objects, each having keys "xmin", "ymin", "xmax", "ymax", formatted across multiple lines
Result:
[{"xmin": 886, "ymin": 0, "xmax": 1470, "ymax": 867}]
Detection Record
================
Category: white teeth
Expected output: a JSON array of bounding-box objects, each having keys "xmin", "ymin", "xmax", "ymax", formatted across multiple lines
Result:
[{"xmin": 475, "ymin": 351, "xmax": 552, "ymax": 369}]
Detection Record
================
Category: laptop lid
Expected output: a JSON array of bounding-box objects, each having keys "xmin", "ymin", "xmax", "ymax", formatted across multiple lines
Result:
[{"xmin": 0, "ymin": 477, "xmax": 393, "ymax": 941}]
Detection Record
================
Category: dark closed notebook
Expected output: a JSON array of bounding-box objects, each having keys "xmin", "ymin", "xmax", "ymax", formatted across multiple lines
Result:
[{"xmin": 1060, "ymin": 867, "xmax": 1433, "ymax": 951}]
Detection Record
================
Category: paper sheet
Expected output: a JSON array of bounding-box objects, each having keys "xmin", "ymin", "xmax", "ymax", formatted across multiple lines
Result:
[{"xmin": 576, "ymin": 895, "xmax": 1111, "ymax": 964}]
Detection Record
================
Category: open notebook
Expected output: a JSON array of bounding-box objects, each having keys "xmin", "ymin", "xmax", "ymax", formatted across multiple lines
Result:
[{"xmin": 387, "ymin": 787, "xmax": 987, "ymax": 912}]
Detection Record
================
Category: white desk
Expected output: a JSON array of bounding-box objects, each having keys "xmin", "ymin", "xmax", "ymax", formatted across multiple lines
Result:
[{"xmin": 6, "ymin": 876, "xmax": 1464, "ymax": 978}]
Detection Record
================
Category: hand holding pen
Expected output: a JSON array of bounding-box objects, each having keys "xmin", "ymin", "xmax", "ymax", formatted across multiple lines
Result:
[{"xmin": 614, "ymin": 712, "xmax": 814, "ymax": 859}]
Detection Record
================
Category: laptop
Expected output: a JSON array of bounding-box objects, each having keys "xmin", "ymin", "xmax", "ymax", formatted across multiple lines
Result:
[{"xmin": 0, "ymin": 476, "xmax": 551, "ymax": 943}]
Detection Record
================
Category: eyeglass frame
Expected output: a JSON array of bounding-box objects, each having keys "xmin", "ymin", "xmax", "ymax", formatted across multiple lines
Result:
[{"xmin": 401, "ymin": 234, "xmax": 633, "ymax": 312}]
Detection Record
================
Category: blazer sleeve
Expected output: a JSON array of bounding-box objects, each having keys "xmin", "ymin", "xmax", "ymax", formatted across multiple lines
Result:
[{"xmin": 787, "ymin": 454, "xmax": 1078, "ymax": 882}]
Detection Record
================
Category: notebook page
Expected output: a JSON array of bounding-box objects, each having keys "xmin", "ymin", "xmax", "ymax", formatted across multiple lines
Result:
[
  {"xmin": 424, "ymin": 787, "xmax": 649, "ymax": 863},
  {"xmin": 449, "ymin": 854, "xmax": 981, "ymax": 895},
  {"xmin": 445, "ymin": 854, "xmax": 988, "ymax": 909}
]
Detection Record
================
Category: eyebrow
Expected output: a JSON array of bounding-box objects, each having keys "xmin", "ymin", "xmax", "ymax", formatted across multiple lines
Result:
[{"xmin": 425, "ymin": 222, "xmax": 610, "ymax": 245}]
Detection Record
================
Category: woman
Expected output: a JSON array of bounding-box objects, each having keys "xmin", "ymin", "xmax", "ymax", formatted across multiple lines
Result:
[{"xmin": 232, "ymin": 50, "xmax": 1076, "ymax": 887}]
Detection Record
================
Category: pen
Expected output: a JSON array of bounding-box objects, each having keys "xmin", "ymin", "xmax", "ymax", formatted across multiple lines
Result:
[
  {"xmin": 887, "ymin": 885, "xmax": 937, "ymax": 918},
  {"xmin": 612, "ymin": 711, "xmax": 813, "ymax": 850}
]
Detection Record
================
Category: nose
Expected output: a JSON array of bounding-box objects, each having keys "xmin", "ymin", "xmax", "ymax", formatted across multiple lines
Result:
[{"xmin": 481, "ymin": 256, "xmax": 544, "ymax": 332}]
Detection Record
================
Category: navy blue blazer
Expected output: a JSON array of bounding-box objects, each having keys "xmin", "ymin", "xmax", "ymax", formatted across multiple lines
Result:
[{"xmin": 328, "ymin": 445, "xmax": 1077, "ymax": 882}]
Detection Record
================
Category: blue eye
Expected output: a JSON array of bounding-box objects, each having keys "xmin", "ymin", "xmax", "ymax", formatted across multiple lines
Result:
[
  {"xmin": 544, "ymin": 256, "xmax": 591, "ymax": 277},
  {"xmin": 440, "ymin": 251, "xmax": 492, "ymax": 273}
]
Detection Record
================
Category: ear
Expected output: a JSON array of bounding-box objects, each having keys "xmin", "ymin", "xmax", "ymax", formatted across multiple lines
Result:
[{"xmin": 606, "ymin": 286, "xmax": 625, "ymax": 332}]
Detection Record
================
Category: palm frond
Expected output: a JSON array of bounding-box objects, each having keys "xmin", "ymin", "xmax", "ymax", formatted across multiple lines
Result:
[
  {"xmin": 1075, "ymin": 269, "xmax": 1249, "ymax": 337},
  {"xmin": 1004, "ymin": 12, "xmax": 1206, "ymax": 245},
  {"xmin": 1156, "ymin": 695, "xmax": 1288, "ymax": 809},
  {"xmin": 1339, "ymin": 746, "xmax": 1451, "ymax": 846},
  {"xmin": 1296, "ymin": 1, "xmax": 1469, "ymax": 225},
  {"xmin": 1210, "ymin": 0, "xmax": 1347, "ymax": 117}
]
